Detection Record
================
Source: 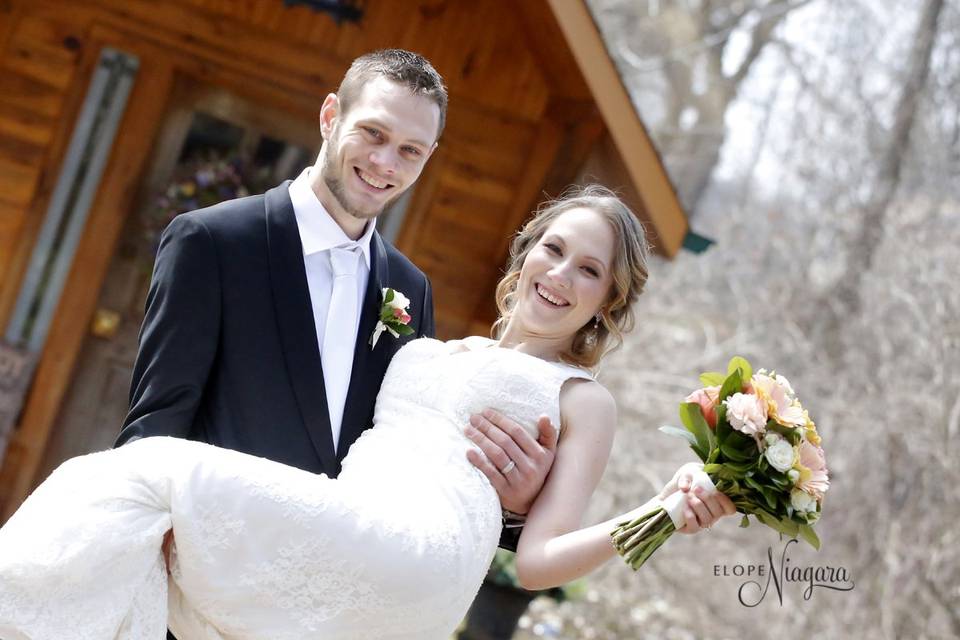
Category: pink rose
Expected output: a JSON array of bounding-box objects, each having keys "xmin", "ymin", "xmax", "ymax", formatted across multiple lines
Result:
[
  {"xmin": 392, "ymin": 308, "xmax": 412, "ymax": 324},
  {"xmin": 685, "ymin": 385, "xmax": 720, "ymax": 429},
  {"xmin": 723, "ymin": 392, "xmax": 768, "ymax": 436}
]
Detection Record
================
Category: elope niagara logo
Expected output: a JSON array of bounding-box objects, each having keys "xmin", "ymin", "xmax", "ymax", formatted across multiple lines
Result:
[{"xmin": 714, "ymin": 539, "xmax": 855, "ymax": 606}]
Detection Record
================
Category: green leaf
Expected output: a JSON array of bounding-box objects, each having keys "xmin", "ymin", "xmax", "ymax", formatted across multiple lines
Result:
[
  {"xmin": 743, "ymin": 477, "xmax": 778, "ymax": 511},
  {"xmin": 718, "ymin": 369, "xmax": 743, "ymax": 403},
  {"xmin": 702, "ymin": 464, "xmax": 737, "ymax": 482},
  {"xmin": 768, "ymin": 473, "xmax": 790, "ymax": 489},
  {"xmin": 384, "ymin": 288, "xmax": 395, "ymax": 304},
  {"xmin": 754, "ymin": 509, "xmax": 799, "ymax": 538},
  {"xmin": 658, "ymin": 425, "xmax": 697, "ymax": 447},
  {"xmin": 753, "ymin": 509, "xmax": 779, "ymax": 531},
  {"xmin": 720, "ymin": 438, "xmax": 754, "ymax": 462},
  {"xmin": 679, "ymin": 403, "xmax": 714, "ymax": 461},
  {"xmin": 699, "ymin": 372, "xmax": 726, "ymax": 387},
  {"xmin": 779, "ymin": 517, "xmax": 799, "ymax": 536},
  {"xmin": 719, "ymin": 460, "xmax": 755, "ymax": 477},
  {"xmin": 395, "ymin": 324, "xmax": 415, "ymax": 336},
  {"xmin": 743, "ymin": 475, "xmax": 764, "ymax": 493},
  {"xmin": 739, "ymin": 515, "xmax": 751, "ymax": 528},
  {"xmin": 715, "ymin": 406, "xmax": 731, "ymax": 444},
  {"xmin": 727, "ymin": 356, "xmax": 753, "ymax": 382},
  {"xmin": 798, "ymin": 524, "xmax": 821, "ymax": 550},
  {"xmin": 754, "ymin": 510, "xmax": 796, "ymax": 538}
]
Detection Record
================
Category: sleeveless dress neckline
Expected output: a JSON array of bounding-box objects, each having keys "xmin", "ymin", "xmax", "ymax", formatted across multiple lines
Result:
[{"xmin": 457, "ymin": 335, "xmax": 595, "ymax": 379}]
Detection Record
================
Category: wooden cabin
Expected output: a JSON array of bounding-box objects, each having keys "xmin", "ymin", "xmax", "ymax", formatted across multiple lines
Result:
[{"xmin": 0, "ymin": 0, "xmax": 688, "ymax": 518}]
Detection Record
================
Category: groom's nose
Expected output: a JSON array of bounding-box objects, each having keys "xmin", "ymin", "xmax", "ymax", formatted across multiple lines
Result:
[{"xmin": 369, "ymin": 148, "xmax": 399, "ymax": 175}]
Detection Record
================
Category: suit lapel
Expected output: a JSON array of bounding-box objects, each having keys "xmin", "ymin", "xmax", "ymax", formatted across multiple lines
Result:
[
  {"xmin": 263, "ymin": 183, "xmax": 338, "ymax": 473},
  {"xmin": 337, "ymin": 232, "xmax": 391, "ymax": 460}
]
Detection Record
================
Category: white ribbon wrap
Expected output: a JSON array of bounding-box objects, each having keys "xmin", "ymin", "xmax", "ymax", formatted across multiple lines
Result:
[{"xmin": 659, "ymin": 469, "xmax": 718, "ymax": 529}]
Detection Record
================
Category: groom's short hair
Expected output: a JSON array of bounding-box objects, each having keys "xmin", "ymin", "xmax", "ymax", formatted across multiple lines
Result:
[{"xmin": 337, "ymin": 49, "xmax": 448, "ymax": 141}]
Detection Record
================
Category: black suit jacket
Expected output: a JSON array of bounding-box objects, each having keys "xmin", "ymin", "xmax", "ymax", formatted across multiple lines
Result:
[{"xmin": 117, "ymin": 182, "xmax": 434, "ymax": 477}]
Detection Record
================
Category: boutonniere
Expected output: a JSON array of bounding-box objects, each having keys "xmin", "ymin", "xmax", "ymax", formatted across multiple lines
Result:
[{"xmin": 370, "ymin": 288, "xmax": 415, "ymax": 348}]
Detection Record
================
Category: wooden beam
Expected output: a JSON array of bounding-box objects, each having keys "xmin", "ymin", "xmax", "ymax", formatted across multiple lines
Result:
[
  {"xmin": 546, "ymin": 0, "xmax": 688, "ymax": 257},
  {"xmin": 514, "ymin": 0, "xmax": 593, "ymax": 101}
]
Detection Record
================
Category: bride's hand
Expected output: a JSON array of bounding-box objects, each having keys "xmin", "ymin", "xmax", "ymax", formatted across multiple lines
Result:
[{"xmin": 659, "ymin": 463, "xmax": 736, "ymax": 535}]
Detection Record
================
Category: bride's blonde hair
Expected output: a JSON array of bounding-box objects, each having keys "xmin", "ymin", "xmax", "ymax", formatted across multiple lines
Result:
[{"xmin": 491, "ymin": 185, "xmax": 650, "ymax": 369}]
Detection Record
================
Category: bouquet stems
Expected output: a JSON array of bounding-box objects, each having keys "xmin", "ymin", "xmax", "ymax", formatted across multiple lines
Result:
[{"xmin": 610, "ymin": 505, "xmax": 675, "ymax": 570}]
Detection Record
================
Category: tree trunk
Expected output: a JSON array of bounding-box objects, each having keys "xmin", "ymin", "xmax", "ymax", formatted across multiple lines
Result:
[{"xmin": 830, "ymin": 0, "xmax": 945, "ymax": 315}]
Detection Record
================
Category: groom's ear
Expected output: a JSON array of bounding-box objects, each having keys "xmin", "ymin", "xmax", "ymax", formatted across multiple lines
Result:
[{"xmin": 319, "ymin": 93, "xmax": 339, "ymax": 140}]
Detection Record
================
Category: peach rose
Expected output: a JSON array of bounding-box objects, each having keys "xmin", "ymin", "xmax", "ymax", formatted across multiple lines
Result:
[{"xmin": 685, "ymin": 385, "xmax": 720, "ymax": 429}]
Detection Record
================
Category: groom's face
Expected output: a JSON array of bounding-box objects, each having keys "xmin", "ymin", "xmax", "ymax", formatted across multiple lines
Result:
[{"xmin": 317, "ymin": 76, "xmax": 440, "ymax": 231}]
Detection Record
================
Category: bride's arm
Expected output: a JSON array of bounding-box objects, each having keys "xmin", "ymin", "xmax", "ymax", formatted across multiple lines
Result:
[{"xmin": 514, "ymin": 379, "xmax": 732, "ymax": 590}]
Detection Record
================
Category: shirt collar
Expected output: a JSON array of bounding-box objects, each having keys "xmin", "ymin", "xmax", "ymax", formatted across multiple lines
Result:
[{"xmin": 288, "ymin": 167, "xmax": 375, "ymax": 268}]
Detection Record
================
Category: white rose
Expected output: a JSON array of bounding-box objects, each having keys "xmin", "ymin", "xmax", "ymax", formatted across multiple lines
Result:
[
  {"xmin": 764, "ymin": 433, "xmax": 781, "ymax": 447},
  {"xmin": 384, "ymin": 289, "xmax": 410, "ymax": 310},
  {"xmin": 787, "ymin": 469, "xmax": 800, "ymax": 484},
  {"xmin": 764, "ymin": 439, "xmax": 796, "ymax": 472},
  {"xmin": 723, "ymin": 392, "xmax": 768, "ymax": 436},
  {"xmin": 790, "ymin": 488, "xmax": 817, "ymax": 513}
]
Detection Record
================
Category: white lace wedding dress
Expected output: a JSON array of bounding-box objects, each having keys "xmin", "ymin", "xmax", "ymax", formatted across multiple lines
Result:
[{"xmin": 0, "ymin": 337, "xmax": 591, "ymax": 640}]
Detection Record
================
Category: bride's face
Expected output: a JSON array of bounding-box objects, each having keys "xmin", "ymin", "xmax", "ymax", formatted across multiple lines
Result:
[{"xmin": 514, "ymin": 207, "xmax": 616, "ymax": 343}]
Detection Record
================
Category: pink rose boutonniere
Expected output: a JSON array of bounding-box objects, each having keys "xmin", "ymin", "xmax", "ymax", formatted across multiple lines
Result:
[{"xmin": 370, "ymin": 288, "xmax": 414, "ymax": 348}]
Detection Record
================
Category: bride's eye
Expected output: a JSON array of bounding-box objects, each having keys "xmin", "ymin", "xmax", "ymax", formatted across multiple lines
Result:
[{"xmin": 543, "ymin": 243, "xmax": 561, "ymax": 255}]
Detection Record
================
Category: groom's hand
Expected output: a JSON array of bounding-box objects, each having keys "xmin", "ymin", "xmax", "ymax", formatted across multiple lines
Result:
[{"xmin": 465, "ymin": 410, "xmax": 557, "ymax": 515}]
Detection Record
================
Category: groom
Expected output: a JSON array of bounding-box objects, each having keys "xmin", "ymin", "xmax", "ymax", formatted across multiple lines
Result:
[{"xmin": 116, "ymin": 50, "xmax": 554, "ymax": 543}]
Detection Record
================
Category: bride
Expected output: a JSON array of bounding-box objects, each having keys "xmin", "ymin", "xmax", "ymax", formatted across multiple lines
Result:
[{"xmin": 0, "ymin": 186, "xmax": 735, "ymax": 640}]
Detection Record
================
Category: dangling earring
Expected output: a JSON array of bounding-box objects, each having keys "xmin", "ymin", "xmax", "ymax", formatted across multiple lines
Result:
[{"xmin": 593, "ymin": 312, "xmax": 602, "ymax": 330}]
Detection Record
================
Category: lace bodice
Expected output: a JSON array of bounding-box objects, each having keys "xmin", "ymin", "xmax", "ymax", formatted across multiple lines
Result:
[{"xmin": 383, "ymin": 336, "xmax": 589, "ymax": 433}]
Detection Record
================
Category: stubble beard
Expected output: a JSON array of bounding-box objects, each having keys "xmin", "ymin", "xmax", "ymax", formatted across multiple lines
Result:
[{"xmin": 321, "ymin": 136, "xmax": 400, "ymax": 223}]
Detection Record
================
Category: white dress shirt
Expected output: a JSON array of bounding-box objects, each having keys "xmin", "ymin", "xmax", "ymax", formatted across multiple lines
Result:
[{"xmin": 288, "ymin": 168, "xmax": 376, "ymax": 448}]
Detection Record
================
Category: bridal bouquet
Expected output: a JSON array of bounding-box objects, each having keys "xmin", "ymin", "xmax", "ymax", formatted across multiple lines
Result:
[{"xmin": 612, "ymin": 357, "xmax": 829, "ymax": 570}]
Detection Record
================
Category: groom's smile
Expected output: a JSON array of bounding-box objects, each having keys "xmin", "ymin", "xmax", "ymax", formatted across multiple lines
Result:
[{"xmin": 355, "ymin": 167, "xmax": 393, "ymax": 191}]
